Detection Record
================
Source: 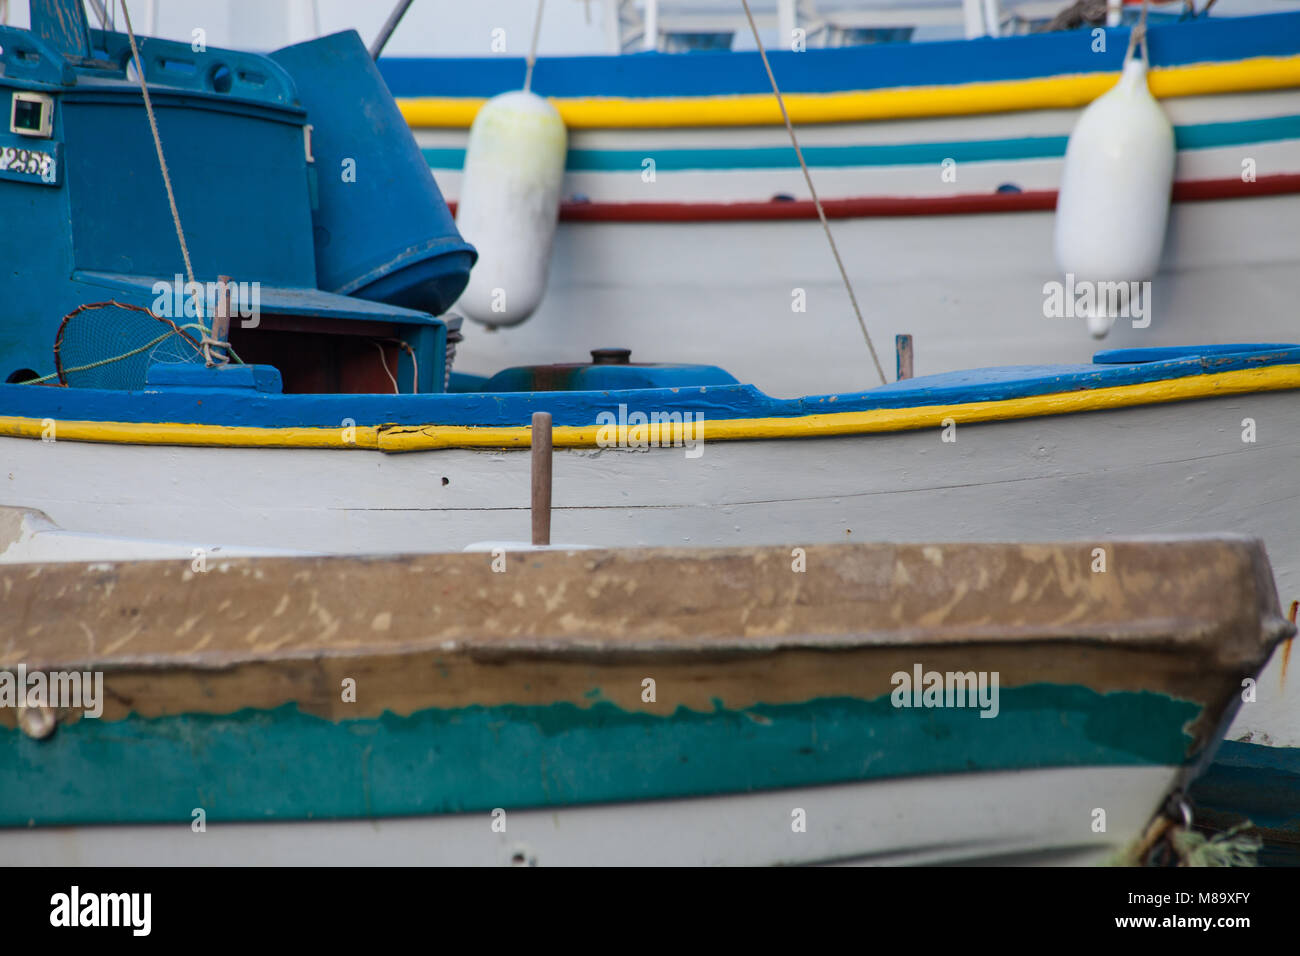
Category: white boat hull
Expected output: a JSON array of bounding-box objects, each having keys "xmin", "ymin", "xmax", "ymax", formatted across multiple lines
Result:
[
  {"xmin": 0, "ymin": 765, "xmax": 1175, "ymax": 866},
  {"xmin": 423, "ymin": 87, "xmax": 1300, "ymax": 396},
  {"xmin": 454, "ymin": 192, "xmax": 1300, "ymax": 398}
]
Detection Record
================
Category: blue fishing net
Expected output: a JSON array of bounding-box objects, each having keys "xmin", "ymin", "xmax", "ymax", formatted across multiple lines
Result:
[{"xmin": 54, "ymin": 302, "xmax": 205, "ymax": 389}]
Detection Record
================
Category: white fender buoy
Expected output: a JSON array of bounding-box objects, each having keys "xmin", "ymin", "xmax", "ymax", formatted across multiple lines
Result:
[
  {"xmin": 454, "ymin": 91, "xmax": 567, "ymax": 327},
  {"xmin": 1053, "ymin": 56, "xmax": 1175, "ymax": 338}
]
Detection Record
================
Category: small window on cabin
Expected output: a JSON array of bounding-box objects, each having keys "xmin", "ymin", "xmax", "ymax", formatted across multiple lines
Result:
[{"xmin": 10, "ymin": 92, "xmax": 53, "ymax": 138}]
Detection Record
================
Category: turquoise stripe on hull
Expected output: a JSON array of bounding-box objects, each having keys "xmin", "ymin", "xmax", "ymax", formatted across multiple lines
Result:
[
  {"xmin": 0, "ymin": 685, "xmax": 1199, "ymax": 827},
  {"xmin": 422, "ymin": 116, "xmax": 1300, "ymax": 172}
]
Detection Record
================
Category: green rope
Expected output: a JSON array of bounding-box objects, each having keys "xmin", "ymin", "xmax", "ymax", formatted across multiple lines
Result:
[
  {"xmin": 1104, "ymin": 820, "xmax": 1262, "ymax": 867},
  {"xmin": 1172, "ymin": 823, "xmax": 1261, "ymax": 867}
]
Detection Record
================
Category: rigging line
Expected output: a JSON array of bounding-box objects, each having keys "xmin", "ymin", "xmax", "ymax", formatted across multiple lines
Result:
[
  {"xmin": 120, "ymin": 2, "xmax": 198, "ymax": 298},
  {"xmin": 370, "ymin": 0, "xmax": 416, "ymax": 60},
  {"xmin": 524, "ymin": 0, "xmax": 547, "ymax": 93},
  {"xmin": 738, "ymin": 0, "xmax": 887, "ymax": 386}
]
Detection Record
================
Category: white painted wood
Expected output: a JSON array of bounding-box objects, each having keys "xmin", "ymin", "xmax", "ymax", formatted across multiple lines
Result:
[
  {"xmin": 0, "ymin": 765, "xmax": 1176, "ymax": 866},
  {"xmin": 417, "ymin": 87, "xmax": 1299, "ymax": 399},
  {"xmin": 452, "ymin": 194, "xmax": 1300, "ymax": 398},
  {"xmin": 0, "ymin": 508, "xmax": 309, "ymax": 565}
]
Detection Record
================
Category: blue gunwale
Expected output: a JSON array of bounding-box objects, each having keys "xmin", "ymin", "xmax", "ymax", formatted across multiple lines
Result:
[
  {"xmin": 378, "ymin": 12, "xmax": 1300, "ymax": 100},
  {"xmin": 0, "ymin": 344, "xmax": 1296, "ymax": 431}
]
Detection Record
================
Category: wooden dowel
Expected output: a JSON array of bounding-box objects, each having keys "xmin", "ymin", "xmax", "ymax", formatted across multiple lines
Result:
[
  {"xmin": 531, "ymin": 412, "xmax": 552, "ymax": 546},
  {"xmin": 895, "ymin": 334, "xmax": 913, "ymax": 381},
  {"xmin": 203, "ymin": 274, "xmax": 232, "ymax": 367},
  {"xmin": 213, "ymin": 274, "xmax": 231, "ymax": 340}
]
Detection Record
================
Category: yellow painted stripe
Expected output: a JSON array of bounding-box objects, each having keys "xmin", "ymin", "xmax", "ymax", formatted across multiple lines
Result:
[
  {"xmin": 377, "ymin": 364, "xmax": 1300, "ymax": 450},
  {"xmin": 0, "ymin": 417, "xmax": 382, "ymax": 449},
  {"xmin": 397, "ymin": 55, "xmax": 1300, "ymax": 129},
  {"xmin": 2, "ymin": 365, "xmax": 1296, "ymax": 452}
]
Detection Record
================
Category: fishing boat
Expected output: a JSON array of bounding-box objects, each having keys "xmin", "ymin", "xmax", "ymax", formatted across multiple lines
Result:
[
  {"xmin": 47, "ymin": 1, "xmax": 1300, "ymax": 394},
  {"xmin": 370, "ymin": 2, "xmax": 1300, "ymax": 394},
  {"xmin": 0, "ymin": 1, "xmax": 1297, "ymax": 859},
  {"xmin": 0, "ymin": 538, "xmax": 1289, "ymax": 865}
]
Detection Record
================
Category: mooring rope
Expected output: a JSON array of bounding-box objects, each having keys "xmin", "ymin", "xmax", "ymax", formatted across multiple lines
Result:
[
  {"xmin": 738, "ymin": 0, "xmax": 887, "ymax": 386},
  {"xmin": 121, "ymin": 2, "xmax": 196, "ymax": 293},
  {"xmin": 1124, "ymin": 0, "xmax": 1151, "ymax": 66},
  {"xmin": 120, "ymin": 1, "xmax": 244, "ymax": 368},
  {"xmin": 524, "ymin": 0, "xmax": 546, "ymax": 93}
]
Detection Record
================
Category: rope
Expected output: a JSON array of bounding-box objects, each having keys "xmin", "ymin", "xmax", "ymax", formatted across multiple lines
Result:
[
  {"xmin": 202, "ymin": 277, "xmax": 232, "ymax": 367},
  {"xmin": 1124, "ymin": 0, "xmax": 1151, "ymax": 66},
  {"xmin": 373, "ymin": 341, "xmax": 399, "ymax": 394},
  {"xmin": 373, "ymin": 339, "xmax": 420, "ymax": 394},
  {"xmin": 120, "ymin": 3, "xmax": 197, "ymax": 302},
  {"xmin": 121, "ymin": 4, "xmax": 246, "ymax": 368},
  {"xmin": 200, "ymin": 333, "xmax": 231, "ymax": 365},
  {"xmin": 524, "ymin": 0, "xmax": 546, "ymax": 93},
  {"xmin": 389, "ymin": 338, "xmax": 419, "ymax": 394},
  {"xmin": 739, "ymin": 0, "xmax": 887, "ymax": 387}
]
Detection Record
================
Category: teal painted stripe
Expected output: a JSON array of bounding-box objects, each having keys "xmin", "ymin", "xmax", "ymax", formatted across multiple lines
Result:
[
  {"xmin": 423, "ymin": 115, "xmax": 1300, "ymax": 172},
  {"xmin": 0, "ymin": 685, "xmax": 1199, "ymax": 827},
  {"xmin": 426, "ymin": 135, "xmax": 1068, "ymax": 172},
  {"xmin": 1173, "ymin": 113, "xmax": 1300, "ymax": 150}
]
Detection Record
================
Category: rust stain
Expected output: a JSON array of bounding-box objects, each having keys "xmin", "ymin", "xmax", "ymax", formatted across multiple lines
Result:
[{"xmin": 1280, "ymin": 600, "xmax": 1297, "ymax": 683}]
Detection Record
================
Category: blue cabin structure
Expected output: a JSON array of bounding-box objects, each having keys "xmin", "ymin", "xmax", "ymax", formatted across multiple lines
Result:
[{"xmin": 0, "ymin": 0, "xmax": 475, "ymax": 393}]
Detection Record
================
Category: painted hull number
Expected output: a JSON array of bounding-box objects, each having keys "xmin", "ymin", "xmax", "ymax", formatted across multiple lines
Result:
[{"xmin": 0, "ymin": 145, "xmax": 56, "ymax": 183}]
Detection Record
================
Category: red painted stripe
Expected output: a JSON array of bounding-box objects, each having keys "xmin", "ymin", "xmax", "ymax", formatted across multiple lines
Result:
[
  {"xmin": 558, "ymin": 191, "xmax": 1061, "ymax": 221},
  {"xmin": 445, "ymin": 173, "xmax": 1300, "ymax": 223},
  {"xmin": 1172, "ymin": 172, "xmax": 1300, "ymax": 202}
]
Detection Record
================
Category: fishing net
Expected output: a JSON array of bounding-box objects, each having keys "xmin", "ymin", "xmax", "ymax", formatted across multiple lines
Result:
[{"xmin": 53, "ymin": 301, "xmax": 206, "ymax": 389}]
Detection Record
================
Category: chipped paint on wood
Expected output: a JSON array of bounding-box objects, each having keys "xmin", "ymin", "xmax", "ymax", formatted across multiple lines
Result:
[{"xmin": 0, "ymin": 539, "xmax": 1288, "ymax": 826}]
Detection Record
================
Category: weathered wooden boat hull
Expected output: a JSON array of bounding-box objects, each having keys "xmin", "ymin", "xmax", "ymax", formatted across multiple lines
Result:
[{"xmin": 0, "ymin": 540, "xmax": 1288, "ymax": 865}]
